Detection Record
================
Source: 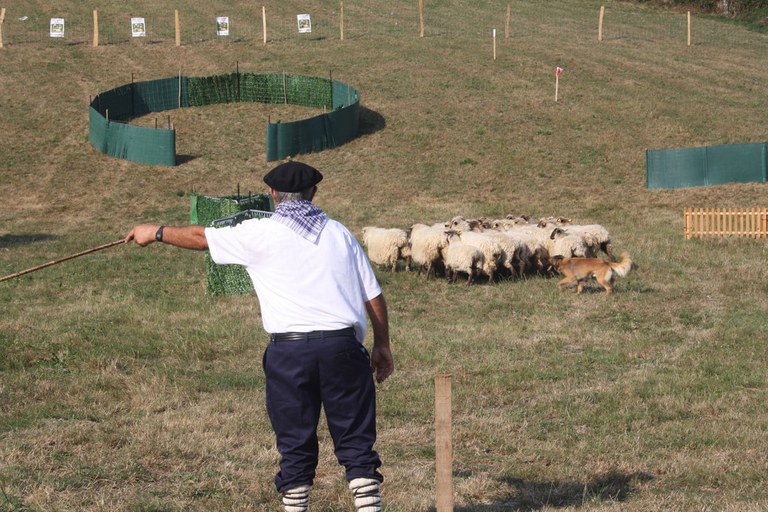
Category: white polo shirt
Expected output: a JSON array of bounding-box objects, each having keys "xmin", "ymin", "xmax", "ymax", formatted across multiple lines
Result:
[{"xmin": 205, "ymin": 217, "xmax": 381, "ymax": 342}]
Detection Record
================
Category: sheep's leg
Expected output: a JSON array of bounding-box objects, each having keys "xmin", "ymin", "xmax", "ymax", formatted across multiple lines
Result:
[{"xmin": 603, "ymin": 242, "xmax": 615, "ymax": 261}]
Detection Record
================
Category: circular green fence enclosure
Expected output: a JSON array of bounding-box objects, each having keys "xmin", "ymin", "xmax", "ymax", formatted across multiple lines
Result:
[{"xmin": 89, "ymin": 72, "xmax": 361, "ymax": 166}]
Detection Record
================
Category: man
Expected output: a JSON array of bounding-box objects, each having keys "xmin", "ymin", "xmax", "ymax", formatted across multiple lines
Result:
[{"xmin": 125, "ymin": 161, "xmax": 394, "ymax": 512}]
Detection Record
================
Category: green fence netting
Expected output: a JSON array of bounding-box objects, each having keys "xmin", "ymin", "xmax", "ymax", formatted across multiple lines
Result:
[
  {"xmin": 646, "ymin": 142, "xmax": 768, "ymax": 189},
  {"xmin": 190, "ymin": 193, "xmax": 273, "ymax": 296},
  {"xmin": 89, "ymin": 72, "xmax": 360, "ymax": 166}
]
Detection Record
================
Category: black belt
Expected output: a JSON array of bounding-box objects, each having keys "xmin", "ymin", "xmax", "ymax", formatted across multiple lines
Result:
[{"xmin": 270, "ymin": 327, "xmax": 355, "ymax": 342}]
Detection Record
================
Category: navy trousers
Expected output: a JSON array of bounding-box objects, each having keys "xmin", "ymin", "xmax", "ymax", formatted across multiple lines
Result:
[{"xmin": 263, "ymin": 332, "xmax": 383, "ymax": 492}]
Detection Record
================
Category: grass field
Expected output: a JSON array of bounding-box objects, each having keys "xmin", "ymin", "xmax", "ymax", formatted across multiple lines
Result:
[{"xmin": 2, "ymin": 1, "xmax": 768, "ymax": 510}]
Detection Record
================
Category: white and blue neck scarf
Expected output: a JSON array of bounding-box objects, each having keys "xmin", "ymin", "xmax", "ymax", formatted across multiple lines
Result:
[{"xmin": 271, "ymin": 200, "xmax": 329, "ymax": 244}]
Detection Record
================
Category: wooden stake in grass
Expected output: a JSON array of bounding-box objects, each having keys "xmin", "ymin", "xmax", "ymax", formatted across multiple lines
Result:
[
  {"xmin": 435, "ymin": 374, "xmax": 453, "ymax": 512},
  {"xmin": 0, "ymin": 8, "xmax": 6, "ymax": 49},
  {"xmin": 687, "ymin": 11, "xmax": 691, "ymax": 47},
  {"xmin": 555, "ymin": 66, "xmax": 563, "ymax": 102},
  {"xmin": 419, "ymin": 0, "xmax": 424, "ymax": 38},
  {"xmin": 492, "ymin": 29, "xmax": 497, "ymax": 61},
  {"xmin": 262, "ymin": 6, "xmax": 267, "ymax": 45},
  {"xmin": 340, "ymin": 1, "xmax": 344, "ymax": 41},
  {"xmin": 92, "ymin": 9, "xmax": 98, "ymax": 47},
  {"xmin": 505, "ymin": 3, "xmax": 510, "ymax": 39},
  {"xmin": 598, "ymin": 5, "xmax": 605, "ymax": 42},
  {"xmin": 175, "ymin": 9, "xmax": 180, "ymax": 47}
]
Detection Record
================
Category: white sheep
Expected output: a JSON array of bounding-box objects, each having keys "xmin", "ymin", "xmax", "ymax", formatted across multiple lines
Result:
[
  {"xmin": 547, "ymin": 227, "xmax": 590, "ymax": 258},
  {"xmin": 361, "ymin": 226, "xmax": 411, "ymax": 271},
  {"xmin": 444, "ymin": 231, "xmax": 485, "ymax": 285},
  {"xmin": 538, "ymin": 218, "xmax": 614, "ymax": 259},
  {"xmin": 409, "ymin": 222, "xmax": 448, "ymax": 279},
  {"xmin": 450, "ymin": 230, "xmax": 502, "ymax": 282},
  {"xmin": 496, "ymin": 223, "xmax": 552, "ymax": 274}
]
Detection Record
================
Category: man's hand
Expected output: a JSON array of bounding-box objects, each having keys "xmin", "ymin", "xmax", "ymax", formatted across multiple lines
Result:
[
  {"xmin": 371, "ymin": 344, "xmax": 394, "ymax": 383},
  {"xmin": 125, "ymin": 225, "xmax": 160, "ymax": 247}
]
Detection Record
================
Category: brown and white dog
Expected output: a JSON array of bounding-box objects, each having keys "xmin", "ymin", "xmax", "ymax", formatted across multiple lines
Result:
[{"xmin": 550, "ymin": 251, "xmax": 633, "ymax": 295}]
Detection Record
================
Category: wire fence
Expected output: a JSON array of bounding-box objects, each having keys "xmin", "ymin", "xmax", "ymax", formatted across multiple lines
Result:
[{"xmin": 1, "ymin": 1, "xmax": 767, "ymax": 51}]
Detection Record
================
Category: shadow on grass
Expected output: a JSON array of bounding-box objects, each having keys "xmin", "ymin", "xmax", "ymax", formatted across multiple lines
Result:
[
  {"xmin": 445, "ymin": 470, "xmax": 654, "ymax": 511},
  {"xmin": 359, "ymin": 106, "xmax": 386, "ymax": 136},
  {"xmin": 0, "ymin": 233, "xmax": 58, "ymax": 249},
  {"xmin": 176, "ymin": 154, "xmax": 199, "ymax": 165}
]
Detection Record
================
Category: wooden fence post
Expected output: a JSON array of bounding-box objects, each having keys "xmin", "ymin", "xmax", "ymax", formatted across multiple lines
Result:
[
  {"xmin": 262, "ymin": 6, "xmax": 267, "ymax": 45},
  {"xmin": 435, "ymin": 374, "xmax": 453, "ymax": 512},
  {"xmin": 598, "ymin": 6, "xmax": 605, "ymax": 42},
  {"xmin": 419, "ymin": 0, "xmax": 424, "ymax": 38},
  {"xmin": 0, "ymin": 8, "xmax": 6, "ymax": 49},
  {"xmin": 687, "ymin": 11, "xmax": 691, "ymax": 47},
  {"xmin": 505, "ymin": 3, "xmax": 510, "ymax": 39},
  {"xmin": 340, "ymin": 1, "xmax": 344, "ymax": 41},
  {"xmin": 175, "ymin": 9, "xmax": 181, "ymax": 47},
  {"xmin": 92, "ymin": 10, "xmax": 99, "ymax": 47}
]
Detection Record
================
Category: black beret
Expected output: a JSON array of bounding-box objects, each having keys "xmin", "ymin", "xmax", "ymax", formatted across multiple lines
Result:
[{"xmin": 263, "ymin": 161, "xmax": 323, "ymax": 192}]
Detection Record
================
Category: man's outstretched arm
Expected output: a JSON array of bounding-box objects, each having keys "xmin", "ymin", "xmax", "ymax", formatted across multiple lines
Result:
[{"xmin": 125, "ymin": 224, "xmax": 209, "ymax": 251}]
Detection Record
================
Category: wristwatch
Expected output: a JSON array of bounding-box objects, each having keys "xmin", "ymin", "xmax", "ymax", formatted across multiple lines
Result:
[{"xmin": 155, "ymin": 225, "xmax": 165, "ymax": 242}]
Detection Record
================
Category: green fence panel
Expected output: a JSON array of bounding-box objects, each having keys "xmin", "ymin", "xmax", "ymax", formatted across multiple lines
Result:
[
  {"xmin": 89, "ymin": 81, "xmax": 179, "ymax": 166},
  {"xmin": 93, "ymin": 83, "xmax": 134, "ymax": 120},
  {"xmin": 646, "ymin": 142, "xmax": 768, "ymax": 189},
  {"xmin": 187, "ymin": 73, "xmax": 239, "ymax": 106},
  {"xmin": 103, "ymin": 120, "xmax": 177, "ymax": 166},
  {"xmin": 706, "ymin": 143, "xmax": 767, "ymax": 186},
  {"xmin": 132, "ymin": 77, "xmax": 188, "ymax": 114},
  {"xmin": 190, "ymin": 194, "xmax": 273, "ymax": 296},
  {"xmin": 89, "ymin": 106, "xmax": 108, "ymax": 153}
]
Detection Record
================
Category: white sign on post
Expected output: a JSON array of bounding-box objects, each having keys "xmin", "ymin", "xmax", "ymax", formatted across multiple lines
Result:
[
  {"xmin": 131, "ymin": 17, "xmax": 146, "ymax": 37},
  {"xmin": 297, "ymin": 14, "xmax": 311, "ymax": 33},
  {"xmin": 49, "ymin": 18, "xmax": 65, "ymax": 38},
  {"xmin": 216, "ymin": 17, "xmax": 229, "ymax": 36}
]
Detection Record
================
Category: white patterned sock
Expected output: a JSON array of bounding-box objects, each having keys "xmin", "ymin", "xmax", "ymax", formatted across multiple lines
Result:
[
  {"xmin": 348, "ymin": 478, "xmax": 381, "ymax": 512},
  {"xmin": 282, "ymin": 485, "xmax": 311, "ymax": 512}
]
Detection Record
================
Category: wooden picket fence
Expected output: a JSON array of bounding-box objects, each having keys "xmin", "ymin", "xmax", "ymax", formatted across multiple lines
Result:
[{"xmin": 684, "ymin": 207, "xmax": 768, "ymax": 239}]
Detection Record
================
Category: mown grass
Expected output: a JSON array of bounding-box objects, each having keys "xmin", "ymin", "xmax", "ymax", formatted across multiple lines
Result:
[{"xmin": 2, "ymin": 0, "xmax": 768, "ymax": 510}]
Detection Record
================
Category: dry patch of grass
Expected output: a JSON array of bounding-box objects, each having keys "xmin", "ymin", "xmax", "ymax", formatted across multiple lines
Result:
[{"xmin": 2, "ymin": 1, "xmax": 768, "ymax": 511}]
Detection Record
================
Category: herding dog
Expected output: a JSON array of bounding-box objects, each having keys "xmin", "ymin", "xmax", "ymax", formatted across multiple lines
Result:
[{"xmin": 551, "ymin": 252, "xmax": 633, "ymax": 295}]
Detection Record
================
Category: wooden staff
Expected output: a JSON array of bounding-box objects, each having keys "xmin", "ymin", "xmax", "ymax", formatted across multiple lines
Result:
[
  {"xmin": 435, "ymin": 374, "xmax": 453, "ymax": 511},
  {"xmin": 0, "ymin": 240, "xmax": 126, "ymax": 283},
  {"xmin": 492, "ymin": 29, "xmax": 496, "ymax": 60},
  {"xmin": 687, "ymin": 11, "xmax": 691, "ymax": 47}
]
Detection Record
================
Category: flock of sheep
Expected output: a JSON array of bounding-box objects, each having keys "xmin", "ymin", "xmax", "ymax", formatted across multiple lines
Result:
[{"xmin": 361, "ymin": 215, "xmax": 614, "ymax": 284}]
